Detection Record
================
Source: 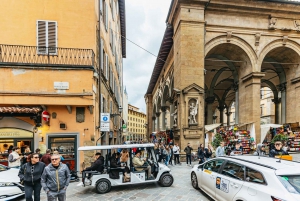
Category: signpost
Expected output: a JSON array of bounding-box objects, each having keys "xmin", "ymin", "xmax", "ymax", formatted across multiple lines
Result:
[{"xmin": 100, "ymin": 113, "xmax": 110, "ymax": 131}]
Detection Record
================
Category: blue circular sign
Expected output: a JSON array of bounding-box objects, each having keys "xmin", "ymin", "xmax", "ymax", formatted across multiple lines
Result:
[{"xmin": 103, "ymin": 117, "xmax": 108, "ymax": 121}]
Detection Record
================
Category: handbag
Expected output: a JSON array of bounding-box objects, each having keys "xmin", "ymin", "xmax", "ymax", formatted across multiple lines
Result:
[{"xmin": 20, "ymin": 164, "xmax": 27, "ymax": 185}]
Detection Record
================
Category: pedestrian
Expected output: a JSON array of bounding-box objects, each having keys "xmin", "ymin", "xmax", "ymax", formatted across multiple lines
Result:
[
  {"xmin": 35, "ymin": 148, "xmax": 42, "ymax": 159},
  {"xmin": 173, "ymin": 143, "xmax": 181, "ymax": 165},
  {"xmin": 204, "ymin": 144, "xmax": 213, "ymax": 160},
  {"xmin": 8, "ymin": 147, "xmax": 21, "ymax": 168},
  {"xmin": 40, "ymin": 149, "xmax": 52, "ymax": 166},
  {"xmin": 53, "ymin": 151, "xmax": 64, "ymax": 161},
  {"xmin": 231, "ymin": 140, "xmax": 243, "ymax": 155},
  {"xmin": 169, "ymin": 139, "xmax": 174, "ymax": 146},
  {"xmin": 269, "ymin": 140, "xmax": 289, "ymax": 158},
  {"xmin": 216, "ymin": 142, "xmax": 225, "ymax": 157},
  {"xmin": 164, "ymin": 145, "xmax": 171, "ymax": 166},
  {"xmin": 41, "ymin": 154, "xmax": 70, "ymax": 201},
  {"xmin": 184, "ymin": 143, "xmax": 193, "ymax": 166},
  {"xmin": 154, "ymin": 143, "xmax": 160, "ymax": 161},
  {"xmin": 197, "ymin": 144, "xmax": 205, "ymax": 164},
  {"xmin": 18, "ymin": 153, "xmax": 45, "ymax": 201},
  {"xmin": 253, "ymin": 143, "xmax": 266, "ymax": 156},
  {"xmin": 169, "ymin": 145, "xmax": 174, "ymax": 166},
  {"xmin": 22, "ymin": 146, "xmax": 32, "ymax": 165},
  {"xmin": 158, "ymin": 144, "xmax": 165, "ymax": 162}
]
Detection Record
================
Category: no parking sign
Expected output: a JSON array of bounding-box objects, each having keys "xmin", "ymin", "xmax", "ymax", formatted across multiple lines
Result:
[
  {"xmin": 42, "ymin": 111, "xmax": 50, "ymax": 122},
  {"xmin": 101, "ymin": 113, "xmax": 110, "ymax": 131}
]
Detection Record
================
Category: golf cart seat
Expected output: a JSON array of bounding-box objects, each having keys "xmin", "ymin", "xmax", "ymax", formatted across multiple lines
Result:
[{"xmin": 84, "ymin": 170, "xmax": 102, "ymax": 175}]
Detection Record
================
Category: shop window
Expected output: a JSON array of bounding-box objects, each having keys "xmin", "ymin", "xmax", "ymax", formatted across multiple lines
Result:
[
  {"xmin": 76, "ymin": 107, "xmax": 85, "ymax": 123},
  {"xmin": 221, "ymin": 161, "xmax": 245, "ymax": 181}
]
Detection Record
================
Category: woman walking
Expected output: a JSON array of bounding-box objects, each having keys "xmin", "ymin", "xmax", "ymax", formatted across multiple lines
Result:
[
  {"xmin": 18, "ymin": 153, "xmax": 45, "ymax": 201},
  {"xmin": 164, "ymin": 145, "xmax": 171, "ymax": 166},
  {"xmin": 204, "ymin": 144, "xmax": 213, "ymax": 160},
  {"xmin": 197, "ymin": 144, "xmax": 205, "ymax": 164}
]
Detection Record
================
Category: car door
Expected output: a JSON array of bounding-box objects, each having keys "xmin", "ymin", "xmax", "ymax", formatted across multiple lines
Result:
[
  {"xmin": 200, "ymin": 159, "xmax": 225, "ymax": 200},
  {"xmin": 216, "ymin": 161, "xmax": 245, "ymax": 201}
]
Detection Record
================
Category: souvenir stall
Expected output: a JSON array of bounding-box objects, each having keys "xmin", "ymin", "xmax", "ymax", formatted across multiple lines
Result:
[
  {"xmin": 287, "ymin": 122, "xmax": 300, "ymax": 152},
  {"xmin": 261, "ymin": 124, "xmax": 283, "ymax": 154}
]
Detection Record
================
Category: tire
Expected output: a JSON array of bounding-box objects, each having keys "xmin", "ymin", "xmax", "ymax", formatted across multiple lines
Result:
[
  {"xmin": 95, "ymin": 179, "xmax": 111, "ymax": 194},
  {"xmin": 159, "ymin": 173, "xmax": 174, "ymax": 187},
  {"xmin": 191, "ymin": 172, "xmax": 199, "ymax": 189}
]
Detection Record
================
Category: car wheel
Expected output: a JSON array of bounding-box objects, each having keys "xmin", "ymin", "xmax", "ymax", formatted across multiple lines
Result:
[
  {"xmin": 95, "ymin": 179, "xmax": 111, "ymax": 194},
  {"xmin": 159, "ymin": 173, "xmax": 174, "ymax": 187},
  {"xmin": 191, "ymin": 172, "xmax": 199, "ymax": 189}
]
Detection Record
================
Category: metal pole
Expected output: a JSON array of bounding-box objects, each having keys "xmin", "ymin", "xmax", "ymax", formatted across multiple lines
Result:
[{"xmin": 97, "ymin": 0, "xmax": 102, "ymax": 145}]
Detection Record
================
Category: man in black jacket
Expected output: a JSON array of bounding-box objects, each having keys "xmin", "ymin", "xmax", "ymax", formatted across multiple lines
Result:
[
  {"xmin": 82, "ymin": 153, "xmax": 104, "ymax": 185},
  {"xmin": 269, "ymin": 141, "xmax": 289, "ymax": 158}
]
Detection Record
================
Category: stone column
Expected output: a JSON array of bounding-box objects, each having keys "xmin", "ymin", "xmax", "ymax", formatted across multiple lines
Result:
[
  {"xmin": 152, "ymin": 116, "xmax": 156, "ymax": 132},
  {"xmin": 218, "ymin": 105, "xmax": 225, "ymax": 125},
  {"xmin": 233, "ymin": 83, "xmax": 239, "ymax": 125},
  {"xmin": 226, "ymin": 111, "xmax": 232, "ymax": 126},
  {"xmin": 156, "ymin": 112, "xmax": 161, "ymax": 131},
  {"xmin": 240, "ymin": 72, "xmax": 265, "ymax": 143},
  {"xmin": 161, "ymin": 106, "xmax": 167, "ymax": 130},
  {"xmin": 170, "ymin": 104, "xmax": 174, "ymax": 128},
  {"xmin": 206, "ymin": 96, "xmax": 215, "ymax": 125},
  {"xmin": 279, "ymin": 83, "xmax": 286, "ymax": 124},
  {"xmin": 272, "ymin": 98, "xmax": 280, "ymax": 124}
]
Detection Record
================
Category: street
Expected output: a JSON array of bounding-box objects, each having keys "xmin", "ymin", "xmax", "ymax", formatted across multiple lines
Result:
[{"xmin": 14, "ymin": 161, "xmax": 212, "ymax": 201}]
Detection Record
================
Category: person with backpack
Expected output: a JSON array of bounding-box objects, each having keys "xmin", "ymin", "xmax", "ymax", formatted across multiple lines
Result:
[
  {"xmin": 40, "ymin": 149, "xmax": 51, "ymax": 166},
  {"xmin": 18, "ymin": 153, "xmax": 45, "ymax": 201}
]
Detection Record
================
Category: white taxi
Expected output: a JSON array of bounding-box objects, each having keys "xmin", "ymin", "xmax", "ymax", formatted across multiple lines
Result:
[{"xmin": 191, "ymin": 156, "xmax": 300, "ymax": 201}]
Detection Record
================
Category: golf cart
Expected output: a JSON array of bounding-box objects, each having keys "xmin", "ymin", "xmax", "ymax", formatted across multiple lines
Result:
[{"xmin": 78, "ymin": 143, "xmax": 173, "ymax": 194}]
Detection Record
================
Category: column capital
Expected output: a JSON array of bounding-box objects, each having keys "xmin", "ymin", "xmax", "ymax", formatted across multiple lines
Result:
[
  {"xmin": 155, "ymin": 112, "xmax": 161, "ymax": 117},
  {"xmin": 205, "ymin": 96, "xmax": 215, "ymax": 104},
  {"xmin": 161, "ymin": 106, "xmax": 168, "ymax": 112},
  {"xmin": 272, "ymin": 98, "xmax": 281, "ymax": 104},
  {"xmin": 277, "ymin": 82, "xmax": 287, "ymax": 92},
  {"xmin": 152, "ymin": 116, "xmax": 156, "ymax": 120},
  {"xmin": 232, "ymin": 82, "xmax": 239, "ymax": 92},
  {"xmin": 241, "ymin": 72, "xmax": 265, "ymax": 83},
  {"xmin": 225, "ymin": 111, "xmax": 232, "ymax": 116},
  {"xmin": 217, "ymin": 105, "xmax": 225, "ymax": 111}
]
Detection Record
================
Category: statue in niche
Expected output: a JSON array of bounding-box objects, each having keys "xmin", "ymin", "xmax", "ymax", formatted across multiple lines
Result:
[
  {"xmin": 269, "ymin": 17, "xmax": 277, "ymax": 30},
  {"xmin": 189, "ymin": 99, "xmax": 198, "ymax": 124},
  {"xmin": 171, "ymin": 106, "xmax": 178, "ymax": 127}
]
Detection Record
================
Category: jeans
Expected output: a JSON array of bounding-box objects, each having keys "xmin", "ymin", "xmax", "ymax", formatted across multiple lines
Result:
[
  {"xmin": 165, "ymin": 155, "xmax": 170, "ymax": 166},
  {"xmin": 186, "ymin": 154, "xmax": 191, "ymax": 164},
  {"xmin": 24, "ymin": 182, "xmax": 42, "ymax": 201},
  {"xmin": 47, "ymin": 189, "xmax": 66, "ymax": 201},
  {"xmin": 174, "ymin": 154, "xmax": 180, "ymax": 164}
]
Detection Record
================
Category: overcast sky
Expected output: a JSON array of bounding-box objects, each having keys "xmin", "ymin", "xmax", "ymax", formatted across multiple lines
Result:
[{"xmin": 123, "ymin": 0, "xmax": 172, "ymax": 112}]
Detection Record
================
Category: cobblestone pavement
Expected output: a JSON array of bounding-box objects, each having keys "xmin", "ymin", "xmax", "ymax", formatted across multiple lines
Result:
[
  {"xmin": 14, "ymin": 154, "xmax": 300, "ymax": 201},
  {"xmin": 14, "ymin": 161, "xmax": 213, "ymax": 201}
]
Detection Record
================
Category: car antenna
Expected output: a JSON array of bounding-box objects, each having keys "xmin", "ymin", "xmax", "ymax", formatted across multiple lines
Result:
[{"xmin": 276, "ymin": 153, "xmax": 283, "ymax": 163}]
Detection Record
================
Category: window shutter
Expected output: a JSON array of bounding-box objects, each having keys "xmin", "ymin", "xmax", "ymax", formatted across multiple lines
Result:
[
  {"xmin": 105, "ymin": 3, "xmax": 108, "ymax": 31},
  {"xmin": 37, "ymin": 21, "xmax": 47, "ymax": 54},
  {"xmin": 100, "ymin": 0, "xmax": 103, "ymax": 15},
  {"xmin": 48, "ymin": 21, "xmax": 57, "ymax": 53},
  {"xmin": 105, "ymin": 54, "xmax": 109, "ymax": 79},
  {"xmin": 101, "ymin": 94, "xmax": 104, "ymax": 113},
  {"xmin": 100, "ymin": 39, "xmax": 104, "ymax": 70}
]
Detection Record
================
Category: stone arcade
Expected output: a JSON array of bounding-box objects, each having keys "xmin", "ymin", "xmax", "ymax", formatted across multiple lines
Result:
[{"xmin": 145, "ymin": 0, "xmax": 300, "ymax": 148}]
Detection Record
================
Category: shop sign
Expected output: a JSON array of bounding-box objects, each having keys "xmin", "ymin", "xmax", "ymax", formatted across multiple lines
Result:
[
  {"xmin": 54, "ymin": 82, "xmax": 69, "ymax": 90},
  {"xmin": 0, "ymin": 128, "xmax": 33, "ymax": 138}
]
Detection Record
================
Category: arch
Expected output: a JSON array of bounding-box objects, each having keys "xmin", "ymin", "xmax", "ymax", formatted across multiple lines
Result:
[
  {"xmin": 205, "ymin": 35, "xmax": 257, "ymax": 71},
  {"xmin": 261, "ymin": 79, "xmax": 278, "ymax": 100},
  {"xmin": 258, "ymin": 39, "xmax": 300, "ymax": 69}
]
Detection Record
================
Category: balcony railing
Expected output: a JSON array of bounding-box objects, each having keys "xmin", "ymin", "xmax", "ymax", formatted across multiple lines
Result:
[{"xmin": 0, "ymin": 44, "xmax": 95, "ymax": 69}]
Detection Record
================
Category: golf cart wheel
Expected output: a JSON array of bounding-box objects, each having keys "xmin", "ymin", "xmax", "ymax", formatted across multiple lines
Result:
[
  {"xmin": 95, "ymin": 179, "xmax": 111, "ymax": 194},
  {"xmin": 191, "ymin": 172, "xmax": 199, "ymax": 189},
  {"xmin": 159, "ymin": 173, "xmax": 174, "ymax": 187}
]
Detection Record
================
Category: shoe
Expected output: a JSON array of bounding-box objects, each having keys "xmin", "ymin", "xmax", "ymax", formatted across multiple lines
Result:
[{"xmin": 77, "ymin": 182, "xmax": 84, "ymax": 186}]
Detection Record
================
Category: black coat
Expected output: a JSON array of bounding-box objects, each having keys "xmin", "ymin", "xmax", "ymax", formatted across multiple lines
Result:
[
  {"xmin": 85, "ymin": 156, "xmax": 104, "ymax": 172},
  {"xmin": 109, "ymin": 157, "xmax": 120, "ymax": 179},
  {"xmin": 204, "ymin": 148, "xmax": 212, "ymax": 158},
  {"xmin": 197, "ymin": 148, "xmax": 205, "ymax": 159},
  {"xmin": 269, "ymin": 149, "xmax": 289, "ymax": 158},
  {"xmin": 18, "ymin": 162, "xmax": 45, "ymax": 185}
]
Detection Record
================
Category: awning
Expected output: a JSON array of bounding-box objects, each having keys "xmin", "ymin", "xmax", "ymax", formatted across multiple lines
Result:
[
  {"xmin": 238, "ymin": 122, "xmax": 256, "ymax": 127},
  {"xmin": 205, "ymin": 124, "xmax": 221, "ymax": 132},
  {"xmin": 0, "ymin": 107, "xmax": 41, "ymax": 114}
]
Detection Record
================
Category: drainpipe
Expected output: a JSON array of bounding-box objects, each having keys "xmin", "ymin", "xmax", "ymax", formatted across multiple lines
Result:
[{"xmin": 97, "ymin": 0, "xmax": 102, "ymax": 145}]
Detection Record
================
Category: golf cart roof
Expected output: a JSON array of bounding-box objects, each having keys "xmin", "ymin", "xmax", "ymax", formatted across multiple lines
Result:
[{"xmin": 78, "ymin": 143, "xmax": 154, "ymax": 151}]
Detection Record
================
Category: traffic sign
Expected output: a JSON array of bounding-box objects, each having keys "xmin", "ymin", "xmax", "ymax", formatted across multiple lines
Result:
[
  {"xmin": 122, "ymin": 124, "xmax": 127, "ymax": 129},
  {"xmin": 100, "ymin": 123, "xmax": 110, "ymax": 132},
  {"xmin": 42, "ymin": 111, "xmax": 50, "ymax": 122},
  {"xmin": 101, "ymin": 113, "xmax": 110, "ymax": 122}
]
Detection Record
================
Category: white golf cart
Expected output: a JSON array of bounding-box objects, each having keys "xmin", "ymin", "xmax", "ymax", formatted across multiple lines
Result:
[{"xmin": 78, "ymin": 143, "xmax": 174, "ymax": 194}]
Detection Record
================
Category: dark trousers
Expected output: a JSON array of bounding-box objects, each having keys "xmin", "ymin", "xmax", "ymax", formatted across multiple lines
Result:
[
  {"xmin": 24, "ymin": 182, "xmax": 42, "ymax": 201},
  {"xmin": 174, "ymin": 154, "xmax": 180, "ymax": 164},
  {"xmin": 186, "ymin": 154, "xmax": 192, "ymax": 164},
  {"xmin": 169, "ymin": 154, "xmax": 173, "ymax": 164}
]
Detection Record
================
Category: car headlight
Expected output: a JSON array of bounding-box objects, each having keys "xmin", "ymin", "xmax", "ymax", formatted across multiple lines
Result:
[{"xmin": 0, "ymin": 182, "xmax": 15, "ymax": 187}]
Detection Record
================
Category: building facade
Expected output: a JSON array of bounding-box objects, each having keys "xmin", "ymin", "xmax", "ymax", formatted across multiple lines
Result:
[
  {"xmin": 0, "ymin": 0, "xmax": 126, "ymax": 171},
  {"xmin": 127, "ymin": 104, "xmax": 147, "ymax": 141},
  {"xmin": 145, "ymin": 0, "xmax": 300, "ymax": 149}
]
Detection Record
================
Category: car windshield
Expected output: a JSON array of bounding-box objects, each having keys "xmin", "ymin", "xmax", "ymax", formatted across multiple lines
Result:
[{"xmin": 277, "ymin": 175, "xmax": 300, "ymax": 194}]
